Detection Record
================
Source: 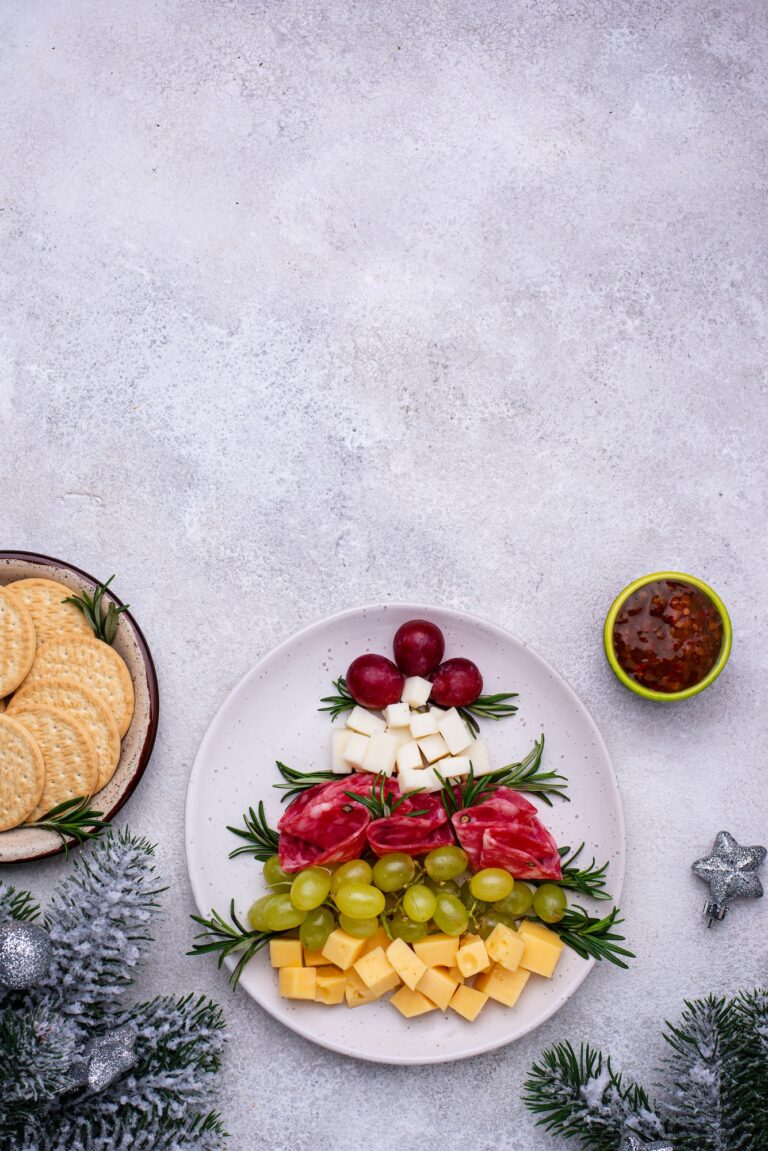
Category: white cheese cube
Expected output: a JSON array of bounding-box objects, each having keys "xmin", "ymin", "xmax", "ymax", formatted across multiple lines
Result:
[
  {"xmin": 401, "ymin": 676, "xmax": 432, "ymax": 708},
  {"xmin": 467, "ymin": 738, "xmax": 493, "ymax": 776},
  {"xmin": 396, "ymin": 739, "xmax": 423, "ymax": 773},
  {"xmin": 410, "ymin": 712, "xmax": 439, "ymax": 739},
  {"xmin": 346, "ymin": 706, "xmax": 386, "ymax": 736},
  {"xmin": 332, "ymin": 729, "xmax": 353, "ymax": 774},
  {"xmin": 417, "ymin": 732, "xmax": 449, "ymax": 764},
  {"xmin": 442, "ymin": 755, "xmax": 471, "ymax": 777},
  {"xmin": 437, "ymin": 708, "xmax": 473, "ymax": 754},
  {"xmin": 343, "ymin": 732, "xmax": 370, "ymax": 769},
  {"xmin": 428, "ymin": 707, "xmax": 446, "ymax": 721},
  {"xmin": 383, "ymin": 702, "xmax": 411, "ymax": 728},
  {"xmin": 388, "ymin": 727, "xmax": 413, "ymax": 752},
  {"xmin": 362, "ymin": 732, "xmax": 398, "ymax": 777},
  {"xmin": 397, "ymin": 762, "xmax": 442, "ymax": 794}
]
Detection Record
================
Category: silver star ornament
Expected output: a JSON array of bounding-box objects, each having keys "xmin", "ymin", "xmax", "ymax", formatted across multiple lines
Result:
[
  {"xmin": 65, "ymin": 1024, "xmax": 138, "ymax": 1094},
  {"xmin": 692, "ymin": 830, "xmax": 766, "ymax": 926},
  {"xmin": 619, "ymin": 1134, "xmax": 674, "ymax": 1151}
]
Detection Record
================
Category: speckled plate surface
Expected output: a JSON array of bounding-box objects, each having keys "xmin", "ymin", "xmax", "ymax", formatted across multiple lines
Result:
[
  {"xmin": 185, "ymin": 604, "xmax": 625, "ymax": 1064},
  {"xmin": 0, "ymin": 552, "xmax": 159, "ymax": 863}
]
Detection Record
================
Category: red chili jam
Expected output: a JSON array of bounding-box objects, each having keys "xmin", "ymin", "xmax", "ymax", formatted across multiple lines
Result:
[{"xmin": 613, "ymin": 579, "xmax": 723, "ymax": 694}]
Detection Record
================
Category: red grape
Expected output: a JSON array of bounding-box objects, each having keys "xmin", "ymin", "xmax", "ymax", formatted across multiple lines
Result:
[
  {"xmin": 430, "ymin": 658, "xmax": 483, "ymax": 707},
  {"xmin": 346, "ymin": 655, "xmax": 404, "ymax": 709},
  {"xmin": 393, "ymin": 619, "xmax": 445, "ymax": 677}
]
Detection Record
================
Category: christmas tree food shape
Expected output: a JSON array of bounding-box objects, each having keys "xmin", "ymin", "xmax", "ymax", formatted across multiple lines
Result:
[
  {"xmin": 524, "ymin": 989, "xmax": 768, "ymax": 1151},
  {"xmin": 0, "ymin": 830, "xmax": 227, "ymax": 1151}
]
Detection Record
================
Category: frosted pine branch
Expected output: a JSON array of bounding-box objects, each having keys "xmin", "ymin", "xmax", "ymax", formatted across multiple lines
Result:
[
  {"xmin": 660, "ymin": 996, "xmax": 731, "ymax": 1151},
  {"xmin": 728, "ymin": 990, "xmax": 768, "ymax": 1150},
  {"xmin": 42, "ymin": 830, "xmax": 166, "ymax": 1023},
  {"xmin": 0, "ymin": 885, "xmax": 41, "ymax": 925}
]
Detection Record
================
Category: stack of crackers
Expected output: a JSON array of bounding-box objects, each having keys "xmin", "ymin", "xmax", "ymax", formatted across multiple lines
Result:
[{"xmin": 0, "ymin": 578, "xmax": 134, "ymax": 832}]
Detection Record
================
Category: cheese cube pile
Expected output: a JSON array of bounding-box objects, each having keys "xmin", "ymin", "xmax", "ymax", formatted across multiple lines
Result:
[
  {"xmin": 274, "ymin": 921, "xmax": 564, "ymax": 1022},
  {"xmin": 332, "ymin": 683, "xmax": 494, "ymax": 793}
]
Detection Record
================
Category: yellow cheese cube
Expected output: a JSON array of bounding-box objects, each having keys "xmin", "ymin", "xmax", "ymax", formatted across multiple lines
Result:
[
  {"xmin": 278, "ymin": 967, "xmax": 316, "ymax": 1000},
  {"xmin": 455, "ymin": 937, "xmax": 491, "ymax": 978},
  {"xmin": 460, "ymin": 933, "xmax": 483, "ymax": 947},
  {"xmin": 413, "ymin": 933, "xmax": 460, "ymax": 968},
  {"xmin": 449, "ymin": 983, "xmax": 488, "ymax": 1021},
  {"xmin": 353, "ymin": 947, "xmax": 401, "ymax": 997},
  {"xmin": 447, "ymin": 965, "xmax": 465, "ymax": 984},
  {"xmin": 345, "ymin": 968, "xmax": 379, "ymax": 1007},
  {"xmin": 315, "ymin": 966, "xmax": 347, "ymax": 1005},
  {"xmin": 386, "ymin": 938, "xmax": 428, "ymax": 990},
  {"xmin": 322, "ymin": 929, "xmax": 367, "ymax": 971},
  {"xmin": 270, "ymin": 939, "xmax": 303, "ymax": 968},
  {"xmin": 485, "ymin": 923, "xmax": 525, "ymax": 972},
  {"xmin": 518, "ymin": 920, "xmax": 564, "ymax": 978},
  {"xmin": 390, "ymin": 987, "xmax": 438, "ymax": 1018},
  {"xmin": 475, "ymin": 963, "xmax": 531, "ymax": 1007},
  {"xmin": 360, "ymin": 927, "xmax": 391, "ymax": 956},
  {"xmin": 416, "ymin": 965, "xmax": 460, "ymax": 1011},
  {"xmin": 303, "ymin": 948, "xmax": 330, "ymax": 967}
]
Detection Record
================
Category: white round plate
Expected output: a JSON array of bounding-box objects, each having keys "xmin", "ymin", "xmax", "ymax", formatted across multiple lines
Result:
[{"xmin": 185, "ymin": 604, "xmax": 625, "ymax": 1064}]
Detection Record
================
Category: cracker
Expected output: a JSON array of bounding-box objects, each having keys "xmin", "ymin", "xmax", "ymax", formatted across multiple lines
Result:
[
  {"xmin": 11, "ymin": 705, "xmax": 98, "ymax": 823},
  {"xmin": 24, "ymin": 638, "xmax": 134, "ymax": 737},
  {"xmin": 0, "ymin": 587, "xmax": 37, "ymax": 697},
  {"xmin": 0, "ymin": 715, "xmax": 46, "ymax": 830},
  {"xmin": 5, "ymin": 578, "xmax": 92, "ymax": 645},
  {"xmin": 0, "ymin": 698, "xmax": 5, "ymax": 713},
  {"xmin": 9, "ymin": 676, "xmax": 121, "ymax": 791}
]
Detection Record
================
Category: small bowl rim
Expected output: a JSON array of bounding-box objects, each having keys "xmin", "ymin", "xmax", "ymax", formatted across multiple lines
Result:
[
  {"xmin": 603, "ymin": 570, "xmax": 732, "ymax": 702},
  {"xmin": 0, "ymin": 549, "xmax": 159, "ymax": 861}
]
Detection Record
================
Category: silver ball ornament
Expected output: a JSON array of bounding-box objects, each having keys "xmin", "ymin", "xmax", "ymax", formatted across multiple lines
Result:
[{"xmin": 0, "ymin": 920, "xmax": 52, "ymax": 988}]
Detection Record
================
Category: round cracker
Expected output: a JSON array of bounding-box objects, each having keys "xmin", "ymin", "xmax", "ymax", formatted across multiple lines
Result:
[
  {"xmin": 24, "ymin": 638, "xmax": 134, "ymax": 737},
  {"xmin": 5, "ymin": 578, "xmax": 92, "ymax": 645},
  {"xmin": 8, "ymin": 676, "xmax": 121, "ymax": 792},
  {"xmin": 11, "ymin": 705, "xmax": 99, "ymax": 823},
  {"xmin": 0, "ymin": 587, "xmax": 37, "ymax": 697},
  {"xmin": 0, "ymin": 698, "xmax": 6, "ymax": 713},
  {"xmin": 0, "ymin": 715, "xmax": 46, "ymax": 830}
]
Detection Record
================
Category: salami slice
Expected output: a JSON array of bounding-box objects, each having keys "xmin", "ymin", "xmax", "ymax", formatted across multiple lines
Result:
[
  {"xmin": 278, "ymin": 774, "xmax": 397, "ymax": 872},
  {"xmin": 451, "ymin": 790, "xmax": 562, "ymax": 879},
  {"xmin": 367, "ymin": 791, "xmax": 453, "ymax": 856}
]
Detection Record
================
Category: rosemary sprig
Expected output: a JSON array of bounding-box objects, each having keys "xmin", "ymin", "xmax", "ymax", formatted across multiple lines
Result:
[
  {"xmin": 273, "ymin": 761, "xmax": 338, "ymax": 804},
  {"xmin": 28, "ymin": 796, "xmax": 108, "ymax": 855},
  {"xmin": 63, "ymin": 574, "xmax": 129, "ymax": 645},
  {"xmin": 345, "ymin": 773, "xmax": 428, "ymax": 820},
  {"xmin": 227, "ymin": 802, "xmax": 279, "ymax": 861},
  {"xmin": 437, "ymin": 736, "xmax": 568, "ymax": 815},
  {"xmin": 189, "ymin": 900, "xmax": 275, "ymax": 989},
  {"xmin": 556, "ymin": 844, "xmax": 613, "ymax": 901},
  {"xmin": 458, "ymin": 692, "xmax": 519, "ymax": 736},
  {"xmin": 549, "ymin": 905, "xmax": 634, "ymax": 968},
  {"xmin": 318, "ymin": 676, "xmax": 355, "ymax": 721}
]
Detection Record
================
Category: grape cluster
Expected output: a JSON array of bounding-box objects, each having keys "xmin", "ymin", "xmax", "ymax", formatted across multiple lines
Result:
[{"xmin": 248, "ymin": 846, "xmax": 568, "ymax": 951}]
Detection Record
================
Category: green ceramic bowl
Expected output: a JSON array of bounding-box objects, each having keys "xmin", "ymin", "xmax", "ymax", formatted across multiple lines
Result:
[{"xmin": 604, "ymin": 571, "xmax": 732, "ymax": 702}]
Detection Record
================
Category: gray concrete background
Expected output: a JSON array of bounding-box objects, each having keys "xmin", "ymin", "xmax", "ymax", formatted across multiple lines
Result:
[{"xmin": 2, "ymin": 1, "xmax": 767, "ymax": 1147}]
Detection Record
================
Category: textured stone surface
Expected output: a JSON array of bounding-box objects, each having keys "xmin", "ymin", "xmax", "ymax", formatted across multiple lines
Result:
[{"xmin": 2, "ymin": 1, "xmax": 767, "ymax": 1147}]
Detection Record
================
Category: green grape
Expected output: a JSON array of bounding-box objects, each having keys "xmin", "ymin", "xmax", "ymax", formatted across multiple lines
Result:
[
  {"xmin": 339, "ymin": 914, "xmax": 379, "ymax": 938},
  {"xmin": 469, "ymin": 868, "xmax": 514, "ymax": 902},
  {"xmin": 263, "ymin": 856, "xmax": 293, "ymax": 888},
  {"xmin": 299, "ymin": 906, "xmax": 335, "ymax": 951},
  {"xmin": 264, "ymin": 893, "xmax": 307, "ymax": 931},
  {"xmin": 247, "ymin": 894, "xmax": 275, "ymax": 932},
  {"xmin": 532, "ymin": 883, "xmax": 567, "ymax": 924},
  {"xmin": 433, "ymin": 892, "xmax": 469, "ymax": 936},
  {"xmin": 474, "ymin": 909, "xmax": 517, "ymax": 940},
  {"xmin": 372, "ymin": 853, "xmax": 416, "ymax": 892},
  {"xmin": 424, "ymin": 845, "xmax": 469, "ymax": 882},
  {"xmin": 330, "ymin": 859, "xmax": 372, "ymax": 894},
  {"xmin": 334, "ymin": 882, "xmax": 386, "ymax": 920},
  {"xmin": 424, "ymin": 877, "xmax": 461, "ymax": 897},
  {"xmin": 290, "ymin": 867, "xmax": 332, "ymax": 911},
  {"xmin": 496, "ymin": 882, "xmax": 535, "ymax": 919},
  {"xmin": 388, "ymin": 914, "xmax": 428, "ymax": 942},
  {"xmin": 402, "ymin": 884, "xmax": 437, "ymax": 923}
]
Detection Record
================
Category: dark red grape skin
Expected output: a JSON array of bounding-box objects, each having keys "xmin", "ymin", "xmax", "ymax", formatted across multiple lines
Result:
[
  {"xmin": 346, "ymin": 654, "xmax": 405, "ymax": 709},
  {"xmin": 393, "ymin": 619, "xmax": 445, "ymax": 677},
  {"xmin": 430, "ymin": 658, "xmax": 483, "ymax": 707}
]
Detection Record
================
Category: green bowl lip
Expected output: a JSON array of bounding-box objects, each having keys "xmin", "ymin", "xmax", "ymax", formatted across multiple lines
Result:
[{"xmin": 603, "ymin": 571, "xmax": 732, "ymax": 702}]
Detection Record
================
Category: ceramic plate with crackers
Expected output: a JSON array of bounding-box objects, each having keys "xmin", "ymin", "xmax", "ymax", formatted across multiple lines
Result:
[{"xmin": 0, "ymin": 552, "xmax": 159, "ymax": 862}]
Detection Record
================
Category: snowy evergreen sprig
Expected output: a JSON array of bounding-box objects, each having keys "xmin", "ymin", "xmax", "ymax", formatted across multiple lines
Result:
[
  {"xmin": 0, "ymin": 829, "xmax": 227, "ymax": 1151},
  {"xmin": 524, "ymin": 989, "xmax": 768, "ymax": 1151}
]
